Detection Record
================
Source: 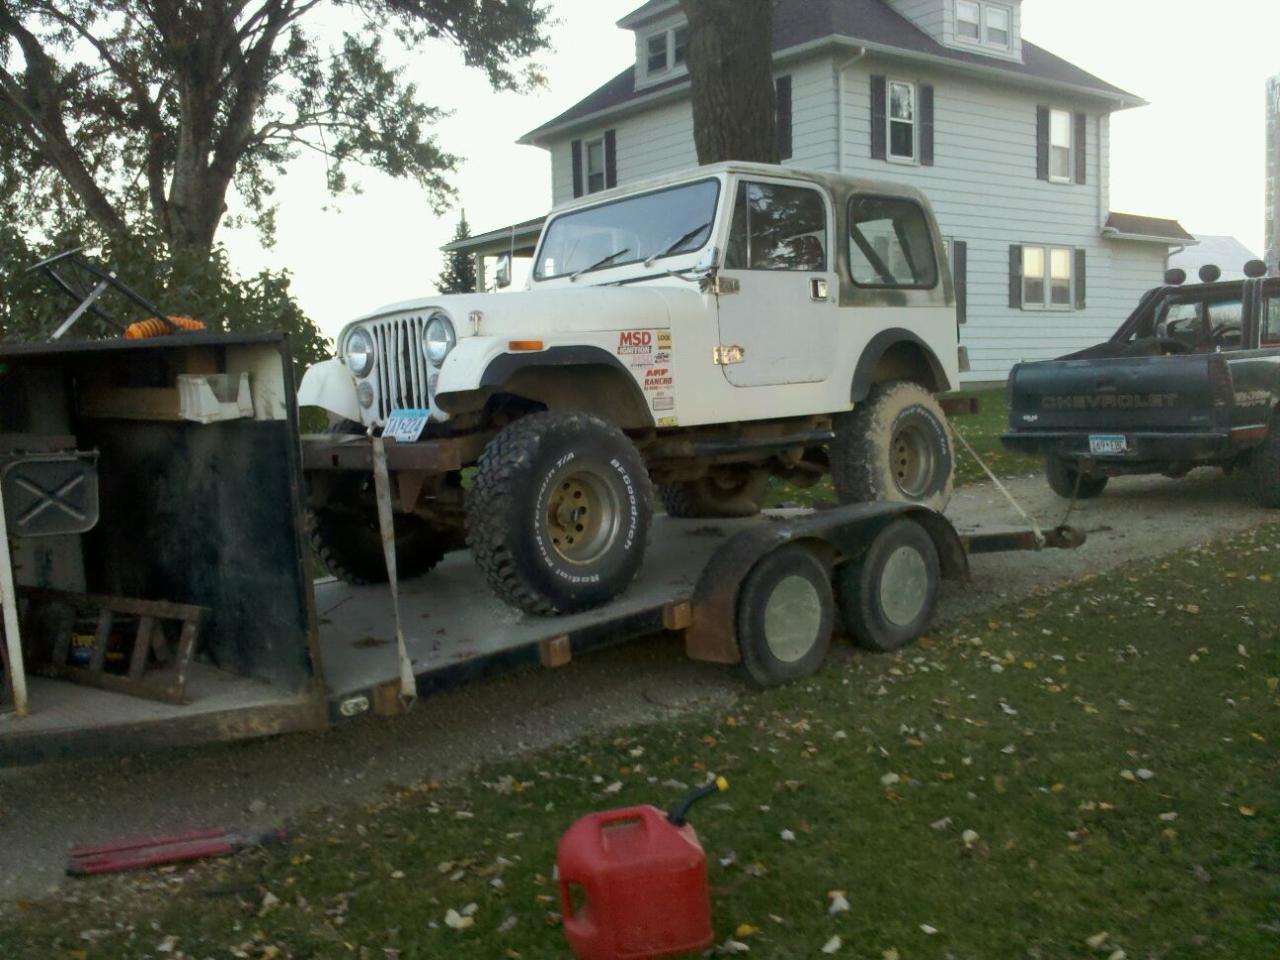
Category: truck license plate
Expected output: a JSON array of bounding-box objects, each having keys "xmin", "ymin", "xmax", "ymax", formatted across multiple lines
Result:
[
  {"xmin": 1088, "ymin": 434, "xmax": 1128, "ymax": 455},
  {"xmin": 384, "ymin": 409, "xmax": 431, "ymax": 444}
]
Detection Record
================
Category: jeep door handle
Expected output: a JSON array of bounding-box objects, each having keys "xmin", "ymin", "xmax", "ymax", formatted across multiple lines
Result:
[{"xmin": 810, "ymin": 277, "xmax": 829, "ymax": 301}]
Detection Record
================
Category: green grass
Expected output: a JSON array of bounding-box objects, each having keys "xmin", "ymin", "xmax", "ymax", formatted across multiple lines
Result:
[
  {"xmin": 7, "ymin": 525, "xmax": 1278, "ymax": 959},
  {"xmin": 767, "ymin": 387, "xmax": 1042, "ymax": 507}
]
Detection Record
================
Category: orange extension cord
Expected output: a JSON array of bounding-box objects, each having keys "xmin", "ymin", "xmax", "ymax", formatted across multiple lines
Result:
[{"xmin": 123, "ymin": 315, "xmax": 207, "ymax": 339}]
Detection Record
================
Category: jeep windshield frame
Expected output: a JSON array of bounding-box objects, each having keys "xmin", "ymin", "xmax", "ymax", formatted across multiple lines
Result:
[{"xmin": 533, "ymin": 178, "xmax": 722, "ymax": 281}]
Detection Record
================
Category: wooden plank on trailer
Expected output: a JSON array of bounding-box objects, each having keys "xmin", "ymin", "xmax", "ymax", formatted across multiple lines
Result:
[
  {"xmin": 130, "ymin": 616, "xmax": 155, "ymax": 681},
  {"xmin": 89, "ymin": 610, "xmax": 113, "ymax": 672}
]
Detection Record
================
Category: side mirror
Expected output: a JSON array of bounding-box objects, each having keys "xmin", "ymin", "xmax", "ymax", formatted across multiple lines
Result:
[{"xmin": 494, "ymin": 254, "xmax": 512, "ymax": 290}]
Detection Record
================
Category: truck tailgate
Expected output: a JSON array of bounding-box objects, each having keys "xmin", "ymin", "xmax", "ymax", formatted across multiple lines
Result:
[{"xmin": 1007, "ymin": 354, "xmax": 1222, "ymax": 433}]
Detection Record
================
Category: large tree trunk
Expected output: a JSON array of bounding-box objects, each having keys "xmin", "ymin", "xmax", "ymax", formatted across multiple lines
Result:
[{"xmin": 678, "ymin": 0, "xmax": 778, "ymax": 165}]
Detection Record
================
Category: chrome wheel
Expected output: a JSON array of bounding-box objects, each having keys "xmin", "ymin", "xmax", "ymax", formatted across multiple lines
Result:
[
  {"xmin": 878, "ymin": 544, "xmax": 929, "ymax": 627},
  {"xmin": 544, "ymin": 468, "xmax": 622, "ymax": 565},
  {"xmin": 891, "ymin": 421, "xmax": 935, "ymax": 498}
]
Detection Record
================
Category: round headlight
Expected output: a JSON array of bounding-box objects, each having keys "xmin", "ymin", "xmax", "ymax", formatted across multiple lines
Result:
[
  {"xmin": 424, "ymin": 313, "xmax": 456, "ymax": 366},
  {"xmin": 344, "ymin": 328, "xmax": 375, "ymax": 378}
]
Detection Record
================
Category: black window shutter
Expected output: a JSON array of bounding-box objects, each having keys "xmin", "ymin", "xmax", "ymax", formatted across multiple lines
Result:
[
  {"xmin": 1035, "ymin": 106, "xmax": 1049, "ymax": 181},
  {"xmin": 571, "ymin": 139, "xmax": 584, "ymax": 198},
  {"xmin": 604, "ymin": 129, "xmax": 618, "ymax": 189},
  {"xmin": 954, "ymin": 240, "xmax": 968, "ymax": 323},
  {"xmin": 1074, "ymin": 248, "xmax": 1087, "ymax": 309},
  {"xmin": 1009, "ymin": 244, "xmax": 1023, "ymax": 308},
  {"xmin": 870, "ymin": 75, "xmax": 887, "ymax": 160},
  {"xmin": 1073, "ymin": 112, "xmax": 1087, "ymax": 184},
  {"xmin": 919, "ymin": 84, "xmax": 935, "ymax": 167},
  {"xmin": 775, "ymin": 75, "xmax": 793, "ymax": 160}
]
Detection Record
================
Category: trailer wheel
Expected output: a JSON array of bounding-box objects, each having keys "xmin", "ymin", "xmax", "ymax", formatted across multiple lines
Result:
[
  {"xmin": 467, "ymin": 412, "xmax": 652, "ymax": 615},
  {"xmin": 837, "ymin": 519, "xmax": 941, "ymax": 653},
  {"xmin": 658, "ymin": 469, "xmax": 770, "ymax": 518},
  {"xmin": 831, "ymin": 381, "xmax": 954, "ymax": 510},
  {"xmin": 1045, "ymin": 456, "xmax": 1108, "ymax": 499},
  {"xmin": 736, "ymin": 544, "xmax": 835, "ymax": 687},
  {"xmin": 1249, "ymin": 414, "xmax": 1280, "ymax": 508},
  {"xmin": 309, "ymin": 477, "xmax": 447, "ymax": 585}
]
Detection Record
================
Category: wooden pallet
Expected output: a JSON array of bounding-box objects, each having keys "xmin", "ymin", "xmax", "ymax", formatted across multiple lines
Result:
[{"xmin": 19, "ymin": 587, "xmax": 208, "ymax": 705}]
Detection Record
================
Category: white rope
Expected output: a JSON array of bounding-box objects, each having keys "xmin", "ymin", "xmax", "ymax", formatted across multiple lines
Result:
[
  {"xmin": 370, "ymin": 435, "xmax": 417, "ymax": 710},
  {"xmin": 952, "ymin": 427, "xmax": 1046, "ymax": 548}
]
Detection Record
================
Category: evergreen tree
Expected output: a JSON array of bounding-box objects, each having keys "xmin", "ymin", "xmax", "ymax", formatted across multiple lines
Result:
[{"xmin": 437, "ymin": 212, "xmax": 477, "ymax": 294}]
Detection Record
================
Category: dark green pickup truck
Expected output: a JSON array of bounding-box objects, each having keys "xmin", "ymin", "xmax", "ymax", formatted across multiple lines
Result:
[{"xmin": 1002, "ymin": 263, "xmax": 1280, "ymax": 507}]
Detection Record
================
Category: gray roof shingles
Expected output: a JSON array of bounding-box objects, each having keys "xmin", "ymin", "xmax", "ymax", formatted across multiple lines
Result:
[
  {"xmin": 1105, "ymin": 212, "xmax": 1196, "ymax": 243},
  {"xmin": 522, "ymin": 0, "xmax": 1139, "ymax": 144}
]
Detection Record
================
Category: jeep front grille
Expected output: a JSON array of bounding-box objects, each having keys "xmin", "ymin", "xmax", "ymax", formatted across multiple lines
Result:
[{"xmin": 371, "ymin": 314, "xmax": 430, "ymax": 421}]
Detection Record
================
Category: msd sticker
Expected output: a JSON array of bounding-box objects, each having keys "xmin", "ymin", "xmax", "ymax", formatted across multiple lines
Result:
[{"xmin": 617, "ymin": 330, "xmax": 653, "ymax": 356}]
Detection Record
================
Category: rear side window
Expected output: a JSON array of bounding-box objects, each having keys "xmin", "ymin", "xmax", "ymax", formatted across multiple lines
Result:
[
  {"xmin": 724, "ymin": 181, "xmax": 829, "ymax": 271},
  {"xmin": 1155, "ymin": 294, "xmax": 1245, "ymax": 350},
  {"xmin": 848, "ymin": 196, "xmax": 938, "ymax": 288},
  {"xmin": 1265, "ymin": 294, "xmax": 1280, "ymax": 346}
]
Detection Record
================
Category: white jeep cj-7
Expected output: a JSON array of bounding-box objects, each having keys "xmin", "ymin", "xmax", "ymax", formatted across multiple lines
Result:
[{"xmin": 299, "ymin": 162, "xmax": 964, "ymax": 615}]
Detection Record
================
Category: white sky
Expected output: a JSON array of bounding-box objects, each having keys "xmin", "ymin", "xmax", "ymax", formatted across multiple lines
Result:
[{"xmin": 220, "ymin": 0, "xmax": 1280, "ymax": 340}]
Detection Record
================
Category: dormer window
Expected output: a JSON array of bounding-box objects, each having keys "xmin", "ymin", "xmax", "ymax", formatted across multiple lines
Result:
[
  {"xmin": 957, "ymin": 1, "xmax": 1011, "ymax": 50},
  {"xmin": 644, "ymin": 24, "xmax": 689, "ymax": 78}
]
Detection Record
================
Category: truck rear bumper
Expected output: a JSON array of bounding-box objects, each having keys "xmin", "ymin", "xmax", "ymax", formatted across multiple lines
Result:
[{"xmin": 1001, "ymin": 430, "xmax": 1236, "ymax": 465}]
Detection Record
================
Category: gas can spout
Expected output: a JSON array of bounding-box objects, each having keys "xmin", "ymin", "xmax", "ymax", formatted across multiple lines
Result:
[{"xmin": 667, "ymin": 777, "xmax": 729, "ymax": 827}]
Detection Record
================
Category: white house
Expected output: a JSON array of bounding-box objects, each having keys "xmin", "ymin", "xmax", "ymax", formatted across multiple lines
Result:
[{"xmin": 449, "ymin": 0, "xmax": 1193, "ymax": 383}]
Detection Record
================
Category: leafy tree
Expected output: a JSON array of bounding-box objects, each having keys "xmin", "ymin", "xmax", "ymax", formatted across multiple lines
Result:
[
  {"xmin": 0, "ymin": 226, "xmax": 331, "ymax": 375},
  {"xmin": 436, "ymin": 209, "xmax": 476, "ymax": 294},
  {"xmin": 0, "ymin": 0, "xmax": 551, "ymax": 259},
  {"xmin": 678, "ymin": 0, "xmax": 778, "ymax": 165}
]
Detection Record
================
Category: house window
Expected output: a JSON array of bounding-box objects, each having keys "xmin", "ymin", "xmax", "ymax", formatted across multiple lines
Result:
[
  {"xmin": 888, "ymin": 81, "xmax": 916, "ymax": 161},
  {"xmin": 646, "ymin": 33, "xmax": 668, "ymax": 74},
  {"xmin": 957, "ymin": 1, "xmax": 1012, "ymax": 49},
  {"xmin": 848, "ymin": 196, "xmax": 938, "ymax": 289},
  {"xmin": 1048, "ymin": 109, "xmax": 1072, "ymax": 182},
  {"xmin": 586, "ymin": 138, "xmax": 606, "ymax": 194},
  {"xmin": 673, "ymin": 26, "xmax": 688, "ymax": 66},
  {"xmin": 1022, "ymin": 245, "xmax": 1074, "ymax": 309}
]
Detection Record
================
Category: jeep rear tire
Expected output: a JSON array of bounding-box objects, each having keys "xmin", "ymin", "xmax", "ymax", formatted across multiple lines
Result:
[
  {"xmin": 831, "ymin": 381, "xmax": 954, "ymax": 510},
  {"xmin": 1045, "ymin": 456, "xmax": 1108, "ymax": 500},
  {"xmin": 658, "ymin": 469, "xmax": 770, "ymax": 519},
  {"xmin": 310, "ymin": 474, "xmax": 447, "ymax": 585},
  {"xmin": 466, "ymin": 412, "xmax": 652, "ymax": 615},
  {"xmin": 1249, "ymin": 414, "xmax": 1280, "ymax": 508}
]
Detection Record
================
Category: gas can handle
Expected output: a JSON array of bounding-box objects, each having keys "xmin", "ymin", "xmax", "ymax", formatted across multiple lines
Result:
[{"xmin": 667, "ymin": 777, "xmax": 728, "ymax": 826}]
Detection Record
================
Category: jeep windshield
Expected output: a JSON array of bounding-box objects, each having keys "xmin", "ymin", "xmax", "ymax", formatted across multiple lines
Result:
[{"xmin": 534, "ymin": 179, "xmax": 721, "ymax": 280}]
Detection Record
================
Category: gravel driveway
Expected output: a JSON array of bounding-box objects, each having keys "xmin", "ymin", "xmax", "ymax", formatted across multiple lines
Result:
[{"xmin": 0, "ymin": 468, "xmax": 1268, "ymax": 907}]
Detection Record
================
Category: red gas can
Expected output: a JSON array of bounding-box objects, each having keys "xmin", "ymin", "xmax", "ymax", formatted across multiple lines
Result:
[{"xmin": 558, "ymin": 779, "xmax": 727, "ymax": 960}]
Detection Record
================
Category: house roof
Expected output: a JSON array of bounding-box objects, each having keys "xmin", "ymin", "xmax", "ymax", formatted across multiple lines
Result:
[
  {"xmin": 521, "ymin": 0, "xmax": 1142, "ymax": 145},
  {"xmin": 1103, "ymin": 212, "xmax": 1196, "ymax": 244},
  {"xmin": 1169, "ymin": 235, "xmax": 1260, "ymax": 279}
]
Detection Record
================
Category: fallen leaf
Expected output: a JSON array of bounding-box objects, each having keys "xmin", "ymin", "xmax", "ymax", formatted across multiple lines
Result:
[
  {"xmin": 961, "ymin": 829, "xmax": 980, "ymax": 847},
  {"xmin": 880, "ymin": 772, "xmax": 900, "ymax": 787},
  {"xmin": 444, "ymin": 909, "xmax": 475, "ymax": 931},
  {"xmin": 780, "ymin": 829, "xmax": 796, "ymax": 841},
  {"xmin": 1086, "ymin": 931, "xmax": 1110, "ymax": 949},
  {"xmin": 1239, "ymin": 805, "xmax": 1256, "ymax": 817},
  {"xmin": 828, "ymin": 894, "xmax": 850, "ymax": 915},
  {"xmin": 821, "ymin": 935, "xmax": 842, "ymax": 954},
  {"xmin": 735, "ymin": 923, "xmax": 760, "ymax": 938},
  {"xmin": 920, "ymin": 924, "xmax": 939, "ymax": 935}
]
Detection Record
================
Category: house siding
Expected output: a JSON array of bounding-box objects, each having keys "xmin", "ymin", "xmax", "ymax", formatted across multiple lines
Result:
[{"xmin": 543, "ymin": 47, "xmax": 1167, "ymax": 383}]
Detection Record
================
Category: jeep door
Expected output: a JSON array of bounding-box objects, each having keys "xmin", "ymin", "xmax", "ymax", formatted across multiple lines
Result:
[{"xmin": 715, "ymin": 178, "xmax": 839, "ymax": 386}]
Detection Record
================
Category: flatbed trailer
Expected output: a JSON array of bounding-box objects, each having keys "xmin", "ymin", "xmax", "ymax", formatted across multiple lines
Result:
[{"xmin": 0, "ymin": 334, "xmax": 1083, "ymax": 764}]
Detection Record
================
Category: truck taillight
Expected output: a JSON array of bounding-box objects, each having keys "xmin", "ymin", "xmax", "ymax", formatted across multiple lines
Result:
[{"xmin": 1208, "ymin": 354, "xmax": 1234, "ymax": 408}]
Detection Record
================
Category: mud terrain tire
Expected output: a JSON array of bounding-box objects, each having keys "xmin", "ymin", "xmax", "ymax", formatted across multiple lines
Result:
[
  {"xmin": 1045, "ymin": 456, "xmax": 1108, "ymax": 500},
  {"xmin": 466, "ymin": 412, "xmax": 652, "ymax": 615},
  {"xmin": 1249, "ymin": 413, "xmax": 1280, "ymax": 508},
  {"xmin": 830, "ymin": 381, "xmax": 954, "ymax": 510}
]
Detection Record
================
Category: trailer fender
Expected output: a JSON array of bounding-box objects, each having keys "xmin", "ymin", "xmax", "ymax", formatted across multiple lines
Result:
[
  {"xmin": 298, "ymin": 358, "xmax": 361, "ymax": 423},
  {"xmin": 684, "ymin": 503, "xmax": 967, "ymax": 665}
]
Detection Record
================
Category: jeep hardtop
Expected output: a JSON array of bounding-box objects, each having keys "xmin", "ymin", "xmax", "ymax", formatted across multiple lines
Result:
[{"xmin": 299, "ymin": 162, "xmax": 963, "ymax": 615}]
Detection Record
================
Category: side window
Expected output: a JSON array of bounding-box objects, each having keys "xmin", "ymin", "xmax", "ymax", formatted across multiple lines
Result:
[
  {"xmin": 725, "ymin": 181, "xmax": 829, "ymax": 272},
  {"xmin": 1264, "ymin": 293, "xmax": 1280, "ymax": 346},
  {"xmin": 848, "ymin": 195, "xmax": 938, "ymax": 288},
  {"xmin": 1207, "ymin": 299, "xmax": 1244, "ymax": 349},
  {"xmin": 1156, "ymin": 296, "xmax": 1244, "ymax": 350}
]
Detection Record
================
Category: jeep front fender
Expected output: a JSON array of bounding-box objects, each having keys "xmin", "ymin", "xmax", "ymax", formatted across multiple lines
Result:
[{"xmin": 298, "ymin": 357, "xmax": 362, "ymax": 423}]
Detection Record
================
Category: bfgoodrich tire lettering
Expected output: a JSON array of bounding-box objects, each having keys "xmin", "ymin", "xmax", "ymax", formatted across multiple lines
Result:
[
  {"xmin": 735, "ymin": 544, "xmax": 835, "ymax": 687},
  {"xmin": 466, "ymin": 412, "xmax": 652, "ymax": 615},
  {"xmin": 836, "ymin": 518, "xmax": 940, "ymax": 653},
  {"xmin": 831, "ymin": 381, "xmax": 954, "ymax": 510}
]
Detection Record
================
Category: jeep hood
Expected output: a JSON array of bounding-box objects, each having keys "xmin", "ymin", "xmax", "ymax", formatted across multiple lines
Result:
[{"xmin": 354, "ymin": 286, "xmax": 694, "ymax": 338}]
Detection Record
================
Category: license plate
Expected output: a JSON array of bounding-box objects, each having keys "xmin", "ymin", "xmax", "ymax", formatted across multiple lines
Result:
[
  {"xmin": 384, "ymin": 409, "xmax": 431, "ymax": 444},
  {"xmin": 1089, "ymin": 434, "xmax": 1128, "ymax": 455}
]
